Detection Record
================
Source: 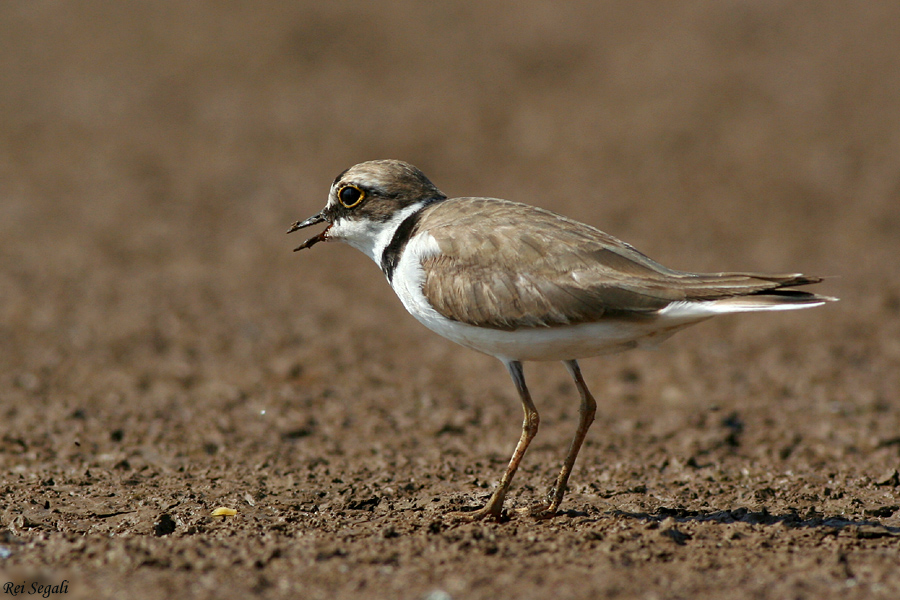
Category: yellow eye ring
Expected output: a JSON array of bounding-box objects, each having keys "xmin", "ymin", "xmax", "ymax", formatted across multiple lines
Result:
[{"xmin": 337, "ymin": 185, "xmax": 365, "ymax": 208}]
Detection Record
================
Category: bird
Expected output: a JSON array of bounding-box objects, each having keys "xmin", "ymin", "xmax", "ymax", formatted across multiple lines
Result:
[{"xmin": 288, "ymin": 159, "xmax": 835, "ymax": 521}]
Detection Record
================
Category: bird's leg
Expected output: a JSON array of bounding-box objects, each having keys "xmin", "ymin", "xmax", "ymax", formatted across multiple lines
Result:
[
  {"xmin": 533, "ymin": 359, "xmax": 597, "ymax": 518},
  {"xmin": 454, "ymin": 360, "xmax": 539, "ymax": 521}
]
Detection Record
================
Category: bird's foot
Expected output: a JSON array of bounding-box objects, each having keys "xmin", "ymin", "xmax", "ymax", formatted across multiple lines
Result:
[
  {"xmin": 447, "ymin": 505, "xmax": 505, "ymax": 522},
  {"xmin": 515, "ymin": 503, "xmax": 559, "ymax": 520}
]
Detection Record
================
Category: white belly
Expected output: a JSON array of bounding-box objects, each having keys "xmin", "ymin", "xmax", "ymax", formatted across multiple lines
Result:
[{"xmin": 406, "ymin": 312, "xmax": 702, "ymax": 361}]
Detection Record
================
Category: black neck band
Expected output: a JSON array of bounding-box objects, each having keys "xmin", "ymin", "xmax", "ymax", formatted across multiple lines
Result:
[{"xmin": 380, "ymin": 199, "xmax": 440, "ymax": 283}]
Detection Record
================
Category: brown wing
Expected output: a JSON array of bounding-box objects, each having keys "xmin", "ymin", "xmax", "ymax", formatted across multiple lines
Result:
[{"xmin": 419, "ymin": 198, "xmax": 823, "ymax": 330}]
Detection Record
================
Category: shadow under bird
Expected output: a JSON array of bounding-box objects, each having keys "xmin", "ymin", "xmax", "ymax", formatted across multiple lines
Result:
[{"xmin": 288, "ymin": 159, "xmax": 835, "ymax": 521}]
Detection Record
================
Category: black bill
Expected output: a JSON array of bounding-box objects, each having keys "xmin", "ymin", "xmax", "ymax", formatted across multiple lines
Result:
[{"xmin": 287, "ymin": 211, "xmax": 330, "ymax": 251}]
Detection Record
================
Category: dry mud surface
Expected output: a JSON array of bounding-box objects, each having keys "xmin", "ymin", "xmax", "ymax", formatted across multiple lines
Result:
[{"xmin": 2, "ymin": 2, "xmax": 900, "ymax": 599}]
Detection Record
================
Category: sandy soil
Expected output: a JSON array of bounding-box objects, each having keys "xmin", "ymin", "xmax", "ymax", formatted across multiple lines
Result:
[{"xmin": 2, "ymin": 2, "xmax": 900, "ymax": 598}]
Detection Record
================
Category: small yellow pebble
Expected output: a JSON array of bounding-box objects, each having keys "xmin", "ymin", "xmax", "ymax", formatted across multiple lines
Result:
[{"xmin": 211, "ymin": 507, "xmax": 237, "ymax": 517}]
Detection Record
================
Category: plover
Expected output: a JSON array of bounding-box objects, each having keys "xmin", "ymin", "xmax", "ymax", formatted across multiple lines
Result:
[{"xmin": 288, "ymin": 159, "xmax": 834, "ymax": 520}]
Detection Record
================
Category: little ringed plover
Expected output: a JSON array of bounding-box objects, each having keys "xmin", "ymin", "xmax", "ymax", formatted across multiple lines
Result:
[{"xmin": 288, "ymin": 159, "xmax": 835, "ymax": 520}]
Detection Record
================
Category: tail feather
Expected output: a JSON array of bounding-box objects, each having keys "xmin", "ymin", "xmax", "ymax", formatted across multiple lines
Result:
[
  {"xmin": 672, "ymin": 272, "xmax": 823, "ymax": 296},
  {"xmin": 658, "ymin": 273, "xmax": 837, "ymax": 317},
  {"xmin": 709, "ymin": 290, "xmax": 836, "ymax": 311}
]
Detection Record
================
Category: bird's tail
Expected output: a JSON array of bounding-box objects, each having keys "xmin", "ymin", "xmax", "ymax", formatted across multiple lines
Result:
[{"xmin": 660, "ymin": 273, "xmax": 837, "ymax": 316}]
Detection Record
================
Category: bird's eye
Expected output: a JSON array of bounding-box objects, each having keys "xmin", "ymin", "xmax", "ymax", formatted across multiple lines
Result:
[{"xmin": 338, "ymin": 185, "xmax": 365, "ymax": 208}]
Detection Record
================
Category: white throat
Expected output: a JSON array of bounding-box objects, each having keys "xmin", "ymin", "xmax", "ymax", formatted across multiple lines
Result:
[{"xmin": 327, "ymin": 201, "xmax": 430, "ymax": 265}]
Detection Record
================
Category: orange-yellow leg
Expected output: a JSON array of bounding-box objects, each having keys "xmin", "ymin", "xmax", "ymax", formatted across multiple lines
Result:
[
  {"xmin": 533, "ymin": 359, "xmax": 597, "ymax": 518},
  {"xmin": 456, "ymin": 360, "xmax": 539, "ymax": 521}
]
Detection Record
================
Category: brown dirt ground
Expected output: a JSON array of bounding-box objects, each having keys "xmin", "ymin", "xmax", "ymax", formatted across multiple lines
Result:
[{"xmin": 2, "ymin": 2, "xmax": 900, "ymax": 599}]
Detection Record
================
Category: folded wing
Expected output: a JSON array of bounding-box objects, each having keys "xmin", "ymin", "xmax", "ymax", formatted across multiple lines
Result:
[{"xmin": 419, "ymin": 198, "xmax": 832, "ymax": 331}]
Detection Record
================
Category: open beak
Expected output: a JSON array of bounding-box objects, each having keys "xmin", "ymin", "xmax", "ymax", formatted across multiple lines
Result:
[{"xmin": 287, "ymin": 211, "xmax": 331, "ymax": 251}]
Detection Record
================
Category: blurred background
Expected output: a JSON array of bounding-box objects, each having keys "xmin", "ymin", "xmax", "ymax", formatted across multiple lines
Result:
[
  {"xmin": 3, "ymin": 0, "xmax": 900, "ymax": 482},
  {"xmin": 3, "ymin": 0, "xmax": 899, "ymax": 463},
  {"xmin": 3, "ymin": 1, "xmax": 898, "ymax": 396},
  {"xmin": 2, "ymin": 1, "xmax": 900, "ymax": 597}
]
